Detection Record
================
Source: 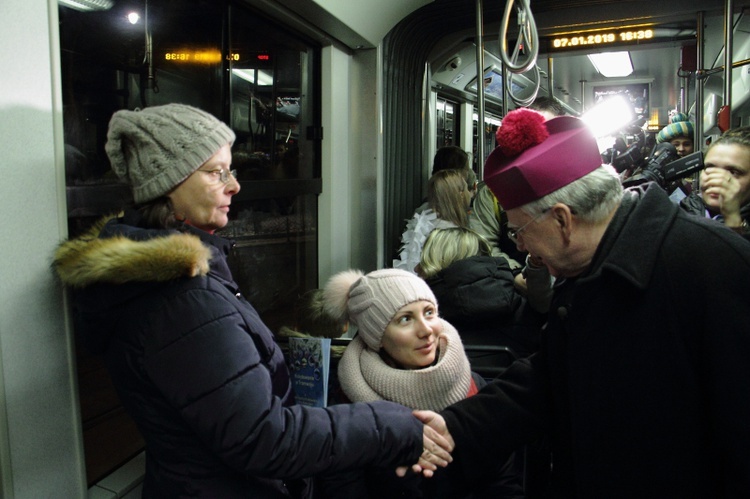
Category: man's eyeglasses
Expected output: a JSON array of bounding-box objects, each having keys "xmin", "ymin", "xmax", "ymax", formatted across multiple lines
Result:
[
  {"xmin": 199, "ymin": 168, "xmax": 237, "ymax": 184},
  {"xmin": 507, "ymin": 208, "xmax": 551, "ymax": 244}
]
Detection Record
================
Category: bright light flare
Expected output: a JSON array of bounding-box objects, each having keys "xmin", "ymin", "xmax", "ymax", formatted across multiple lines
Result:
[{"xmin": 582, "ymin": 95, "xmax": 634, "ymax": 138}]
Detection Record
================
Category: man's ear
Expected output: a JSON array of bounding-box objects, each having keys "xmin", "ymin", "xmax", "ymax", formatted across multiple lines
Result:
[{"xmin": 551, "ymin": 203, "xmax": 574, "ymax": 241}]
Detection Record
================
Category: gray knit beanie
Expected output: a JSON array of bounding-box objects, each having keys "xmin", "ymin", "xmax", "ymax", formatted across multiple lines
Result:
[
  {"xmin": 105, "ymin": 103, "xmax": 236, "ymax": 203},
  {"xmin": 323, "ymin": 268, "xmax": 437, "ymax": 351}
]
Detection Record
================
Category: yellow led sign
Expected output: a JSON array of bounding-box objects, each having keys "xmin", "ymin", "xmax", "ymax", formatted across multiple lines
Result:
[
  {"xmin": 549, "ymin": 29, "xmax": 654, "ymax": 50},
  {"xmin": 163, "ymin": 50, "xmax": 241, "ymax": 64}
]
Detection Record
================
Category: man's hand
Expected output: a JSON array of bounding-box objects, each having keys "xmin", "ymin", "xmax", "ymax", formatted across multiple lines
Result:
[{"xmin": 396, "ymin": 410, "xmax": 455, "ymax": 478}]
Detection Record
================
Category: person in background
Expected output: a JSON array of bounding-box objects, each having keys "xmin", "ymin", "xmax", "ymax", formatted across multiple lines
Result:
[
  {"xmin": 53, "ymin": 103, "xmax": 452, "ymax": 498},
  {"xmin": 653, "ymin": 111, "xmax": 696, "ymax": 199},
  {"xmin": 655, "ymin": 111, "xmax": 694, "ymax": 158},
  {"xmin": 394, "ymin": 169, "xmax": 473, "ymax": 274},
  {"xmin": 410, "ymin": 107, "xmax": 750, "ymax": 497},
  {"xmin": 680, "ymin": 125, "xmax": 750, "ymax": 238},
  {"xmin": 434, "ymin": 145, "xmax": 473, "ymax": 173},
  {"xmin": 317, "ymin": 268, "xmax": 522, "ymax": 499},
  {"xmin": 417, "ymin": 227, "xmax": 541, "ymax": 360},
  {"xmin": 415, "ymin": 145, "xmax": 478, "ymax": 214},
  {"xmin": 470, "ymin": 97, "xmax": 567, "ymax": 272}
]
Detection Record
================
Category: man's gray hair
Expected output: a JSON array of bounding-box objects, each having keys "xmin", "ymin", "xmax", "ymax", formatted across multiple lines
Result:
[{"xmin": 522, "ymin": 164, "xmax": 623, "ymax": 223}]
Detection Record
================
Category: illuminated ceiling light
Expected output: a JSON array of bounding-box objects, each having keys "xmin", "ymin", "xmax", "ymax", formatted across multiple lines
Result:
[
  {"xmin": 59, "ymin": 0, "xmax": 114, "ymax": 12},
  {"xmin": 231, "ymin": 69, "xmax": 274, "ymax": 86},
  {"xmin": 587, "ymin": 51, "xmax": 633, "ymax": 78},
  {"xmin": 127, "ymin": 12, "xmax": 140, "ymax": 24}
]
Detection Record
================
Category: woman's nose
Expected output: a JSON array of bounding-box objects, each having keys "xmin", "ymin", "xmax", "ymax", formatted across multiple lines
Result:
[
  {"xmin": 415, "ymin": 315, "xmax": 436, "ymax": 337},
  {"xmin": 226, "ymin": 175, "xmax": 241, "ymax": 195}
]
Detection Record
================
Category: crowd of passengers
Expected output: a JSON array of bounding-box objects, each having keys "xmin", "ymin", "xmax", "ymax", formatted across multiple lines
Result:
[{"xmin": 53, "ymin": 99, "xmax": 750, "ymax": 498}]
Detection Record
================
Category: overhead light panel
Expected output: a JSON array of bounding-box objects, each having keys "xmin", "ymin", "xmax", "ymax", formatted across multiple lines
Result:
[
  {"xmin": 231, "ymin": 69, "xmax": 274, "ymax": 86},
  {"xmin": 588, "ymin": 51, "xmax": 633, "ymax": 78},
  {"xmin": 59, "ymin": 0, "xmax": 114, "ymax": 12}
]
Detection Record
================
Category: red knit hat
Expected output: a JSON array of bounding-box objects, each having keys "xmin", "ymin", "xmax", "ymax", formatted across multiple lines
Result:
[{"xmin": 484, "ymin": 108, "xmax": 602, "ymax": 210}]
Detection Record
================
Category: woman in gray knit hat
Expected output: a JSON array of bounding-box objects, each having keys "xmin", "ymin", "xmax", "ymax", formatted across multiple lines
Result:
[
  {"xmin": 317, "ymin": 268, "xmax": 522, "ymax": 498},
  {"xmin": 53, "ymin": 104, "xmax": 452, "ymax": 498}
]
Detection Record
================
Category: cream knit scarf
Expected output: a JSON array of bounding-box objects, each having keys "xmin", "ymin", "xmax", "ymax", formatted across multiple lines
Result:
[{"xmin": 337, "ymin": 320, "xmax": 472, "ymax": 411}]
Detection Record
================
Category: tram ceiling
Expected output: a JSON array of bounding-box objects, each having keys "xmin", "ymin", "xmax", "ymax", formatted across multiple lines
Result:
[{"xmin": 425, "ymin": 0, "xmax": 732, "ymax": 115}]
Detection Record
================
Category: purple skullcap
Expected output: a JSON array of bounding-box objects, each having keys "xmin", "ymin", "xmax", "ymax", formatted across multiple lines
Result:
[{"xmin": 484, "ymin": 110, "xmax": 603, "ymax": 210}]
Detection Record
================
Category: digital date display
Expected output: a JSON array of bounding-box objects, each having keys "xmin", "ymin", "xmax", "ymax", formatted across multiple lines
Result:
[{"xmin": 549, "ymin": 29, "xmax": 654, "ymax": 50}]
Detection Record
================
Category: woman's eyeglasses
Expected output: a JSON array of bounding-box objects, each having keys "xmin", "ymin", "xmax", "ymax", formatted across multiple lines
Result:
[{"xmin": 199, "ymin": 169, "xmax": 237, "ymax": 184}]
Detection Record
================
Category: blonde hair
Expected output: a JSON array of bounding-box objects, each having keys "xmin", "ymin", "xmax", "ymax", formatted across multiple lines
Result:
[
  {"xmin": 418, "ymin": 227, "xmax": 492, "ymax": 278},
  {"xmin": 427, "ymin": 169, "xmax": 470, "ymax": 227}
]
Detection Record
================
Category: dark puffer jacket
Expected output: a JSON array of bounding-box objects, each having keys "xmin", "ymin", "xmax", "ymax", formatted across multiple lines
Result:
[
  {"xmin": 425, "ymin": 256, "xmax": 541, "ymax": 358},
  {"xmin": 54, "ymin": 212, "xmax": 422, "ymax": 498}
]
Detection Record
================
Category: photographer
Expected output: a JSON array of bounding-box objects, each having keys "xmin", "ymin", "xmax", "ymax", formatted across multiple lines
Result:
[
  {"xmin": 680, "ymin": 126, "xmax": 750, "ymax": 237},
  {"xmin": 607, "ymin": 113, "xmax": 700, "ymax": 198},
  {"xmin": 656, "ymin": 112, "xmax": 694, "ymax": 158}
]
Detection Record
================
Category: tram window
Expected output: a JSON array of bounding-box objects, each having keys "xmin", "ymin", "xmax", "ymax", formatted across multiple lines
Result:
[
  {"xmin": 224, "ymin": 4, "xmax": 320, "ymax": 330},
  {"xmin": 59, "ymin": 0, "xmax": 321, "ymax": 486},
  {"xmin": 473, "ymin": 110, "xmax": 502, "ymax": 169},
  {"xmin": 437, "ymin": 97, "xmax": 458, "ymax": 147}
]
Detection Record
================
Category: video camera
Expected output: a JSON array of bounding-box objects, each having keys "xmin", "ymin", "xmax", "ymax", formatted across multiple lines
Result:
[
  {"xmin": 602, "ymin": 136, "xmax": 645, "ymax": 173},
  {"xmin": 621, "ymin": 142, "xmax": 704, "ymax": 188}
]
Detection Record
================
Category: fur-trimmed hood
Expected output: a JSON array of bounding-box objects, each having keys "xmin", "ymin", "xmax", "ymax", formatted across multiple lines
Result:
[
  {"xmin": 53, "ymin": 212, "xmax": 227, "ymax": 354},
  {"xmin": 53, "ymin": 213, "xmax": 212, "ymax": 288}
]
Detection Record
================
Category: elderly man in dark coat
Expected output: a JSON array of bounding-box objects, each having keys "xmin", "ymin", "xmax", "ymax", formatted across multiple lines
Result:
[{"xmin": 409, "ymin": 108, "xmax": 750, "ymax": 498}]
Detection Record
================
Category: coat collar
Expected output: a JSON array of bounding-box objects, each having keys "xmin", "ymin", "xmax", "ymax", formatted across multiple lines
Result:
[
  {"xmin": 582, "ymin": 184, "xmax": 678, "ymax": 290},
  {"xmin": 53, "ymin": 211, "xmax": 229, "ymax": 288}
]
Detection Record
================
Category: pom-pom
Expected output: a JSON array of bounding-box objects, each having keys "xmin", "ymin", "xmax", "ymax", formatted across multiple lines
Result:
[
  {"xmin": 495, "ymin": 108, "xmax": 549, "ymax": 157},
  {"xmin": 322, "ymin": 270, "xmax": 364, "ymax": 322},
  {"xmin": 670, "ymin": 112, "xmax": 690, "ymax": 124}
]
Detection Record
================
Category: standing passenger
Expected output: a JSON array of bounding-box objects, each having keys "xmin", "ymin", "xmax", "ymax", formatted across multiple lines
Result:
[
  {"xmin": 654, "ymin": 111, "xmax": 695, "ymax": 198},
  {"xmin": 394, "ymin": 169, "xmax": 473, "ymax": 274},
  {"xmin": 655, "ymin": 111, "xmax": 694, "ymax": 158},
  {"xmin": 680, "ymin": 125, "xmax": 750, "ymax": 237},
  {"xmin": 414, "ymin": 145, "xmax": 478, "ymax": 214},
  {"xmin": 409, "ymin": 108, "xmax": 750, "ymax": 498},
  {"xmin": 53, "ymin": 103, "xmax": 451, "ymax": 498}
]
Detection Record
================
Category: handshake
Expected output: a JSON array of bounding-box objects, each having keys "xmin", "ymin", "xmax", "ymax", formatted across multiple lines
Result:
[{"xmin": 396, "ymin": 410, "xmax": 455, "ymax": 478}]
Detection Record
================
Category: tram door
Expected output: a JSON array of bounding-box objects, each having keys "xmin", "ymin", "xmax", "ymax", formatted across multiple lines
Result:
[{"xmin": 436, "ymin": 96, "xmax": 459, "ymax": 147}]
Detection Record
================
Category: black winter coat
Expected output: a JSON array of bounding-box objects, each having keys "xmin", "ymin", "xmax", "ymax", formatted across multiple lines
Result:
[
  {"xmin": 54, "ymin": 212, "xmax": 423, "ymax": 498},
  {"xmin": 442, "ymin": 185, "xmax": 750, "ymax": 498}
]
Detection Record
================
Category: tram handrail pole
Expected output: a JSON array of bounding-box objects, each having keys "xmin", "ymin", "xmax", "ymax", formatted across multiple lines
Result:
[
  {"xmin": 695, "ymin": 11, "xmax": 705, "ymax": 156},
  {"xmin": 723, "ymin": 0, "xmax": 733, "ymax": 112},
  {"xmin": 476, "ymin": 0, "xmax": 485, "ymax": 180},
  {"xmin": 695, "ymin": 57, "xmax": 750, "ymax": 79}
]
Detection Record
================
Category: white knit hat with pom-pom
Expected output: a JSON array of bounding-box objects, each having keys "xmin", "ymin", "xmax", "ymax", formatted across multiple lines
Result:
[{"xmin": 323, "ymin": 268, "xmax": 437, "ymax": 351}]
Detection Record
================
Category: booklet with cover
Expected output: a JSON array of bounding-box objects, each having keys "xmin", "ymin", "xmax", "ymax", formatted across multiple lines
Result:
[{"xmin": 289, "ymin": 337, "xmax": 331, "ymax": 407}]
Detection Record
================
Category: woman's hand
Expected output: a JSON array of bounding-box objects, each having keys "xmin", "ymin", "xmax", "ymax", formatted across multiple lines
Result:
[
  {"xmin": 395, "ymin": 410, "xmax": 455, "ymax": 478},
  {"xmin": 701, "ymin": 167, "xmax": 744, "ymax": 227}
]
